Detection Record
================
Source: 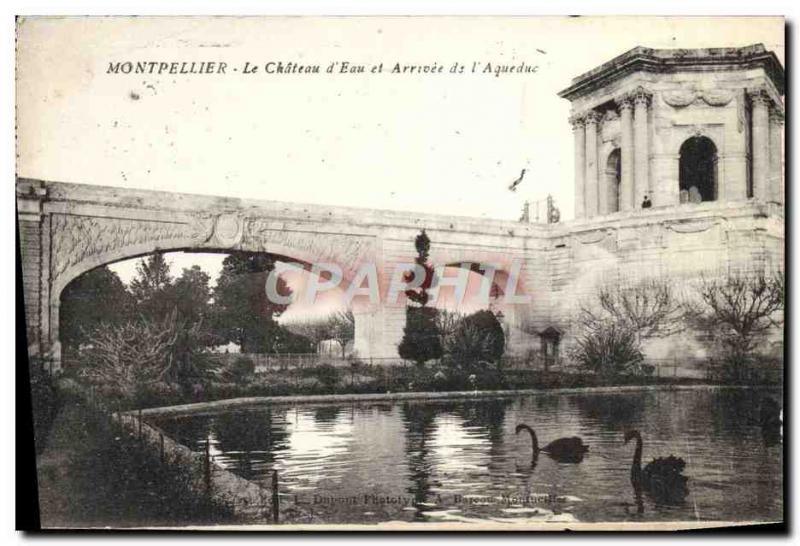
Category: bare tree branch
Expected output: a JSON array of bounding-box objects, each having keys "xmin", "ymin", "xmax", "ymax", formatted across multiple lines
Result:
[
  {"xmin": 687, "ymin": 272, "xmax": 784, "ymax": 359},
  {"xmin": 580, "ymin": 277, "xmax": 685, "ymax": 344}
]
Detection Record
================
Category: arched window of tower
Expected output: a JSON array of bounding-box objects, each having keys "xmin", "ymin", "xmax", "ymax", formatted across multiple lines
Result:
[{"xmin": 679, "ymin": 136, "xmax": 718, "ymax": 203}]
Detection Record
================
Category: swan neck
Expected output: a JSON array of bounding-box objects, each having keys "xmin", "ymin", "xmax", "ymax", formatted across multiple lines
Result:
[{"xmin": 528, "ymin": 428, "xmax": 539, "ymax": 453}]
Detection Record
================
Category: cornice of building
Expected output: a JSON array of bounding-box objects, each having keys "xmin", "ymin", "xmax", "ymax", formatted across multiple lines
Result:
[{"xmin": 558, "ymin": 44, "xmax": 784, "ymax": 102}]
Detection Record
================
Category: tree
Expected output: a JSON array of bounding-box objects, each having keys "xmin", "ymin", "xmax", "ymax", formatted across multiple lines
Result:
[
  {"xmin": 174, "ymin": 265, "xmax": 212, "ymax": 325},
  {"xmin": 687, "ymin": 272, "xmax": 784, "ymax": 378},
  {"xmin": 270, "ymin": 327, "xmax": 315, "ymax": 354},
  {"xmin": 446, "ymin": 310, "xmax": 506, "ymax": 371},
  {"xmin": 163, "ymin": 312, "xmax": 220, "ymax": 387},
  {"xmin": 398, "ymin": 230, "xmax": 442, "ymax": 366},
  {"xmin": 59, "ymin": 266, "xmax": 134, "ymax": 355},
  {"xmin": 404, "ymin": 229, "xmax": 435, "ymax": 306},
  {"xmin": 327, "ymin": 310, "xmax": 355, "ymax": 358},
  {"xmin": 579, "ymin": 277, "xmax": 685, "ymax": 347},
  {"xmin": 130, "ymin": 252, "xmax": 175, "ymax": 322},
  {"xmin": 211, "ymin": 252, "xmax": 292, "ymax": 353},
  {"xmin": 81, "ymin": 308, "xmax": 219, "ymax": 398},
  {"xmin": 174, "ymin": 265, "xmax": 219, "ymax": 348}
]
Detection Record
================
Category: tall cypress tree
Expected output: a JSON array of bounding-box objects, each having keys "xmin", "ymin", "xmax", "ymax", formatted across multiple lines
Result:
[{"xmin": 398, "ymin": 230, "xmax": 442, "ymax": 367}]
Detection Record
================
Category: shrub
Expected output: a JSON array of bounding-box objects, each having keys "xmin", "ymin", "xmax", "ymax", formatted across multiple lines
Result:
[
  {"xmin": 313, "ymin": 363, "xmax": 340, "ymax": 390},
  {"xmin": 134, "ymin": 381, "xmax": 183, "ymax": 408},
  {"xmin": 570, "ymin": 322, "xmax": 645, "ymax": 376},
  {"xmin": 223, "ymin": 357, "xmax": 255, "ymax": 384},
  {"xmin": 446, "ymin": 310, "xmax": 506, "ymax": 374}
]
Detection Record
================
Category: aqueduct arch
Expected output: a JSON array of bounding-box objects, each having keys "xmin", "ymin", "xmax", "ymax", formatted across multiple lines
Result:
[
  {"xmin": 54, "ymin": 246, "xmax": 328, "ymax": 364},
  {"xmin": 19, "ymin": 180, "xmax": 381, "ymax": 369},
  {"xmin": 18, "ymin": 179, "xmax": 549, "ymax": 369}
]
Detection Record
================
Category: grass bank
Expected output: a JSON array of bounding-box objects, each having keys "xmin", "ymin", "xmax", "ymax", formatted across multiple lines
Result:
[{"xmin": 35, "ymin": 392, "xmax": 237, "ymax": 528}]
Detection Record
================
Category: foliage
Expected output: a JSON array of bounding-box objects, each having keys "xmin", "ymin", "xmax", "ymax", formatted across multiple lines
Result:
[
  {"xmin": 163, "ymin": 316, "xmax": 220, "ymax": 387},
  {"xmin": 445, "ymin": 310, "xmax": 506, "ymax": 372},
  {"xmin": 130, "ymin": 252, "xmax": 175, "ymax": 322},
  {"xmin": 435, "ymin": 309, "xmax": 463, "ymax": 353},
  {"xmin": 59, "ymin": 266, "xmax": 134, "ymax": 355},
  {"xmin": 223, "ymin": 356, "xmax": 256, "ymax": 384},
  {"xmin": 28, "ymin": 357, "xmax": 61, "ymax": 454},
  {"xmin": 398, "ymin": 306, "xmax": 443, "ymax": 367},
  {"xmin": 312, "ymin": 362, "xmax": 340, "ymax": 390},
  {"xmin": 282, "ymin": 317, "xmax": 332, "ymax": 353},
  {"xmin": 570, "ymin": 322, "xmax": 646, "ymax": 376},
  {"xmin": 79, "ymin": 312, "xmax": 180, "ymax": 402},
  {"xmin": 398, "ymin": 230, "xmax": 442, "ymax": 366},
  {"xmin": 173, "ymin": 265, "xmax": 216, "ymax": 343},
  {"xmin": 272, "ymin": 327, "xmax": 316, "ymax": 353},
  {"xmin": 79, "ymin": 307, "xmax": 219, "ymax": 403},
  {"xmin": 687, "ymin": 272, "xmax": 784, "ymax": 379},
  {"xmin": 404, "ymin": 229, "xmax": 435, "ymax": 306},
  {"xmin": 211, "ymin": 252, "xmax": 292, "ymax": 353}
]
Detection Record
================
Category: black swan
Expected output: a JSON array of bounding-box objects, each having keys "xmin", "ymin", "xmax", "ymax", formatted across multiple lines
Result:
[
  {"xmin": 515, "ymin": 424, "xmax": 588, "ymax": 463},
  {"xmin": 624, "ymin": 430, "xmax": 688, "ymax": 503}
]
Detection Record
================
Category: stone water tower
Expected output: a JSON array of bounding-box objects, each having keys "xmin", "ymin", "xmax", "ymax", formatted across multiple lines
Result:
[{"xmin": 558, "ymin": 44, "xmax": 784, "ymax": 219}]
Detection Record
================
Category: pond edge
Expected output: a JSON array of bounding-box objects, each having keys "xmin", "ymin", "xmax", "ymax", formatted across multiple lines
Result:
[{"xmin": 132, "ymin": 383, "xmax": 778, "ymax": 418}]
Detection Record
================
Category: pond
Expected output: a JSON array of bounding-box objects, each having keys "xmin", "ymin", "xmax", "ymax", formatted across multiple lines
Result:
[{"xmin": 151, "ymin": 387, "xmax": 782, "ymax": 525}]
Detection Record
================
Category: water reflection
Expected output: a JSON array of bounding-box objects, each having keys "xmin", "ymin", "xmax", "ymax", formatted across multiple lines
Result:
[
  {"xmin": 400, "ymin": 403, "xmax": 439, "ymax": 511},
  {"xmin": 571, "ymin": 393, "xmax": 647, "ymax": 432},
  {"xmin": 279, "ymin": 410, "xmax": 354, "ymax": 489},
  {"xmin": 211, "ymin": 409, "xmax": 289, "ymax": 480},
  {"xmin": 313, "ymin": 406, "xmax": 342, "ymax": 424},
  {"xmin": 151, "ymin": 387, "xmax": 782, "ymax": 525}
]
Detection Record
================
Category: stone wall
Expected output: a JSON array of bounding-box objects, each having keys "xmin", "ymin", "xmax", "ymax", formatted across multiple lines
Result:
[
  {"xmin": 533, "ymin": 200, "xmax": 784, "ymax": 358},
  {"xmin": 18, "ymin": 218, "xmax": 41, "ymax": 349},
  {"xmin": 117, "ymin": 410, "xmax": 278, "ymax": 522},
  {"xmin": 17, "ymin": 180, "xmax": 47, "ymax": 354}
]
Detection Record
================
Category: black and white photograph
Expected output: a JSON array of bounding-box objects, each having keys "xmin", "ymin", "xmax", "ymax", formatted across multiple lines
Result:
[{"xmin": 14, "ymin": 15, "xmax": 785, "ymax": 531}]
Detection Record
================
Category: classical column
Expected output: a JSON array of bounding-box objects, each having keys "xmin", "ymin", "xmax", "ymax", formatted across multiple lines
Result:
[
  {"xmin": 769, "ymin": 109, "xmax": 784, "ymax": 204},
  {"xmin": 584, "ymin": 111, "xmax": 600, "ymax": 217},
  {"xmin": 749, "ymin": 88, "xmax": 770, "ymax": 201},
  {"xmin": 632, "ymin": 87, "xmax": 651, "ymax": 208},
  {"xmin": 571, "ymin": 115, "xmax": 586, "ymax": 219},
  {"xmin": 616, "ymin": 96, "xmax": 634, "ymax": 211}
]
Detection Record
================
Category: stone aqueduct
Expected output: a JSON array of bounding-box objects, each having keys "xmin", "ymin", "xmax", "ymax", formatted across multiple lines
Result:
[{"xmin": 17, "ymin": 44, "xmax": 785, "ymax": 370}]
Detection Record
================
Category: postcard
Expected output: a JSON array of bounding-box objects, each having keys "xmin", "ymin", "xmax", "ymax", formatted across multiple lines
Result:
[{"xmin": 16, "ymin": 15, "xmax": 785, "ymax": 531}]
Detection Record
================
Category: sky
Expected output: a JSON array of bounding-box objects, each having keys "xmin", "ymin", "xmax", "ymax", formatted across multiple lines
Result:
[{"xmin": 16, "ymin": 16, "xmax": 784, "ymax": 317}]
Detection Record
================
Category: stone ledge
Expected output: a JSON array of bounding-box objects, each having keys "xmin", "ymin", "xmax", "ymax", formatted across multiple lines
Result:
[{"xmin": 132, "ymin": 383, "xmax": 773, "ymax": 418}]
